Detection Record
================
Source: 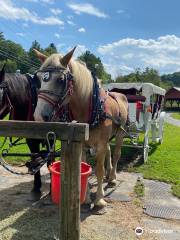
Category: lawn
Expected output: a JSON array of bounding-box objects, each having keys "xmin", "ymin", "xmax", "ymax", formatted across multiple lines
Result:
[
  {"xmin": 134, "ymin": 123, "xmax": 180, "ymax": 198},
  {"xmin": 171, "ymin": 112, "xmax": 180, "ymax": 120}
]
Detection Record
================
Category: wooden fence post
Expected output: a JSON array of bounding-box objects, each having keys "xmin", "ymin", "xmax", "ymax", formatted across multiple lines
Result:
[{"xmin": 60, "ymin": 140, "xmax": 82, "ymax": 240}]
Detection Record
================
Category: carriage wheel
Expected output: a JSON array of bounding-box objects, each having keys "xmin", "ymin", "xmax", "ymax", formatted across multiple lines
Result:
[{"xmin": 143, "ymin": 137, "xmax": 149, "ymax": 162}]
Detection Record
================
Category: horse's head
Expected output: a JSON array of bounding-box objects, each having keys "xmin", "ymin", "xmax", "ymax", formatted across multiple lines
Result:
[
  {"xmin": 0, "ymin": 64, "xmax": 6, "ymax": 107},
  {"xmin": 33, "ymin": 47, "xmax": 76, "ymax": 122}
]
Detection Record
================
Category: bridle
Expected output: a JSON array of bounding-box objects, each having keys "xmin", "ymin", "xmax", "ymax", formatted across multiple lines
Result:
[{"xmin": 36, "ymin": 67, "xmax": 74, "ymax": 119}]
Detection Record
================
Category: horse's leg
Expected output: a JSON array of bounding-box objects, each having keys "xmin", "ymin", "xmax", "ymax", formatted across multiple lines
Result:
[
  {"xmin": 82, "ymin": 148, "xmax": 92, "ymax": 211},
  {"xmin": 94, "ymin": 148, "xmax": 107, "ymax": 209},
  {"xmin": 105, "ymin": 143, "xmax": 112, "ymax": 180},
  {"xmin": 26, "ymin": 138, "xmax": 41, "ymax": 193},
  {"xmin": 108, "ymin": 130, "xmax": 124, "ymax": 186}
]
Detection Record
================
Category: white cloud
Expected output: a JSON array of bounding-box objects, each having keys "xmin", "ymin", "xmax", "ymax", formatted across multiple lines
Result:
[
  {"xmin": 117, "ymin": 9, "xmax": 125, "ymax": 14},
  {"xmin": 41, "ymin": 0, "xmax": 54, "ymax": 3},
  {"xmin": 16, "ymin": 32, "xmax": 25, "ymax": 37},
  {"xmin": 25, "ymin": 0, "xmax": 54, "ymax": 4},
  {"xmin": 0, "ymin": 0, "xmax": 63, "ymax": 25},
  {"xmin": 67, "ymin": 20, "xmax": 76, "ymax": 26},
  {"xmin": 50, "ymin": 8, "xmax": 62, "ymax": 15},
  {"xmin": 97, "ymin": 35, "xmax": 180, "ymax": 78},
  {"xmin": 54, "ymin": 33, "xmax": 60, "ymax": 38},
  {"xmin": 67, "ymin": 15, "xmax": 74, "ymax": 20},
  {"xmin": 78, "ymin": 27, "xmax": 86, "ymax": 33},
  {"xmin": 34, "ymin": 16, "xmax": 63, "ymax": 25},
  {"xmin": 67, "ymin": 3, "xmax": 108, "ymax": 18},
  {"xmin": 22, "ymin": 23, "xmax": 29, "ymax": 27}
]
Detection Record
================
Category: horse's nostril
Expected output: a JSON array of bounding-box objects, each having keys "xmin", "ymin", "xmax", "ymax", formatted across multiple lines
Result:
[{"xmin": 42, "ymin": 114, "xmax": 50, "ymax": 122}]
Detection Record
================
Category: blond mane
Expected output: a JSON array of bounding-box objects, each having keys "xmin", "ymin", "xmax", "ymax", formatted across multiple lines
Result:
[{"xmin": 41, "ymin": 53, "xmax": 93, "ymax": 103}]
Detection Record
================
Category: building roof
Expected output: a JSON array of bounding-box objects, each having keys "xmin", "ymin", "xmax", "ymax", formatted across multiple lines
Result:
[{"xmin": 165, "ymin": 87, "xmax": 180, "ymax": 100}]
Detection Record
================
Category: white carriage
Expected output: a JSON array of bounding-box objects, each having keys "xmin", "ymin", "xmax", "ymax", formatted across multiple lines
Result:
[{"xmin": 106, "ymin": 82, "xmax": 166, "ymax": 162}]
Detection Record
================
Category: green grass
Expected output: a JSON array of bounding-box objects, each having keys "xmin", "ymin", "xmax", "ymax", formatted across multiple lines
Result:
[
  {"xmin": 134, "ymin": 178, "xmax": 145, "ymax": 198},
  {"xmin": 0, "ymin": 137, "xmax": 61, "ymax": 165},
  {"xmin": 134, "ymin": 123, "xmax": 180, "ymax": 198},
  {"xmin": 171, "ymin": 112, "xmax": 180, "ymax": 120}
]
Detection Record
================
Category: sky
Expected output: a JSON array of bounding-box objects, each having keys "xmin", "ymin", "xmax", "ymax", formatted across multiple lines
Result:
[{"xmin": 1, "ymin": 0, "xmax": 180, "ymax": 78}]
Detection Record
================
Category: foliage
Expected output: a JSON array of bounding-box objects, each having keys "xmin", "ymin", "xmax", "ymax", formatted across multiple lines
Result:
[
  {"xmin": 44, "ymin": 43, "xmax": 57, "ymax": 55},
  {"xmin": 134, "ymin": 178, "xmax": 145, "ymax": 198},
  {"xmin": 78, "ymin": 50, "xmax": 112, "ymax": 83},
  {"xmin": 0, "ymin": 34, "xmax": 58, "ymax": 74},
  {"xmin": 162, "ymin": 72, "xmax": 180, "ymax": 87},
  {"xmin": 115, "ymin": 67, "xmax": 173, "ymax": 89}
]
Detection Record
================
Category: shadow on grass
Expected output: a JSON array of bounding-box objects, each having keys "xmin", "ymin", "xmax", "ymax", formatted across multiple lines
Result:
[{"xmin": 115, "ymin": 143, "xmax": 159, "ymax": 171}]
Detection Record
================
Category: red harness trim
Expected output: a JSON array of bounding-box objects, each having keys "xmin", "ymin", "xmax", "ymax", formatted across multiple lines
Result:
[{"xmin": 38, "ymin": 93, "xmax": 57, "ymax": 107}]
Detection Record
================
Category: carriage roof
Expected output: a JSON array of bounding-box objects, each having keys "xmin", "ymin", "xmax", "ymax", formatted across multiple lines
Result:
[{"xmin": 105, "ymin": 82, "xmax": 166, "ymax": 97}]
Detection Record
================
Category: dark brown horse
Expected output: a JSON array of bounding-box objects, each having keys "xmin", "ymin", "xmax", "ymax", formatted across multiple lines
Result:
[{"xmin": 0, "ymin": 65, "xmax": 43, "ymax": 197}]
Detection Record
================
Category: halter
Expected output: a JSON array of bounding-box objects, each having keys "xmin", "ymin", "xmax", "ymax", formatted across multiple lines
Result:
[{"xmin": 36, "ymin": 67, "xmax": 74, "ymax": 120}]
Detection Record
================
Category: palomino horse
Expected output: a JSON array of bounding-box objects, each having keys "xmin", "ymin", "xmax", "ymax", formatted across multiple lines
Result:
[
  {"xmin": 33, "ymin": 48, "xmax": 128, "ymax": 211},
  {"xmin": 0, "ymin": 64, "xmax": 43, "ymax": 197}
]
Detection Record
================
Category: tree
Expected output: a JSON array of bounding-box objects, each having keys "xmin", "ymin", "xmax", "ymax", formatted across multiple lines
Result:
[
  {"xmin": 142, "ymin": 67, "xmax": 161, "ymax": 86},
  {"xmin": 78, "ymin": 51, "xmax": 112, "ymax": 83},
  {"xmin": 28, "ymin": 40, "xmax": 42, "ymax": 73},
  {"xmin": 161, "ymin": 72, "xmax": 180, "ymax": 87},
  {"xmin": 0, "ymin": 32, "xmax": 5, "ymax": 41},
  {"xmin": 44, "ymin": 43, "xmax": 57, "ymax": 56}
]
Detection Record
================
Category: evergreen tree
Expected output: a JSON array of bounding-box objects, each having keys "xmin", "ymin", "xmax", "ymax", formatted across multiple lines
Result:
[{"xmin": 44, "ymin": 43, "xmax": 57, "ymax": 55}]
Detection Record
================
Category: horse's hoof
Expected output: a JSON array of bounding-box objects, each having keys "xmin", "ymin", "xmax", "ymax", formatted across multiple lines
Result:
[
  {"xmin": 91, "ymin": 205, "xmax": 107, "ymax": 215},
  {"xmin": 107, "ymin": 181, "xmax": 117, "ymax": 188},
  {"xmin": 28, "ymin": 190, "xmax": 42, "ymax": 202},
  {"xmin": 81, "ymin": 203, "xmax": 91, "ymax": 213}
]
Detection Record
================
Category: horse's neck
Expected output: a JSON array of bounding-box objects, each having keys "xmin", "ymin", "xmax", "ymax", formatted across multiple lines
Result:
[
  {"xmin": 69, "ymin": 69, "xmax": 93, "ymax": 122},
  {"xmin": 7, "ymin": 74, "xmax": 29, "ymax": 107}
]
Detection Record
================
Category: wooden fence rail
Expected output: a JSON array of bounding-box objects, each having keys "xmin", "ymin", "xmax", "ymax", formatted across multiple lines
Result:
[{"xmin": 0, "ymin": 120, "xmax": 89, "ymax": 240}]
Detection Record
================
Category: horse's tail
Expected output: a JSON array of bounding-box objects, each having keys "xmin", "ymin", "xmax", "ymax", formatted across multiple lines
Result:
[{"xmin": 125, "ymin": 103, "xmax": 130, "ymax": 130}]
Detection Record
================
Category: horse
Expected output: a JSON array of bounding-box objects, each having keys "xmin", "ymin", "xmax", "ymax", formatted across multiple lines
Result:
[
  {"xmin": 0, "ymin": 64, "xmax": 43, "ymax": 198},
  {"xmin": 33, "ymin": 48, "xmax": 129, "ymax": 212}
]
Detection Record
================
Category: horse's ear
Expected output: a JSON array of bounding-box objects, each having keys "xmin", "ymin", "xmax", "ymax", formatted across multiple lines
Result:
[
  {"xmin": 60, "ymin": 46, "xmax": 76, "ymax": 67},
  {"xmin": 0, "ymin": 63, "xmax": 6, "ymax": 83},
  {"xmin": 33, "ymin": 49, "xmax": 47, "ymax": 63}
]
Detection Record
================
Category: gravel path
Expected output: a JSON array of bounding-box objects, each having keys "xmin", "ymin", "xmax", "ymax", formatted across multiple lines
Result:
[
  {"xmin": 0, "ymin": 165, "xmax": 180, "ymax": 240},
  {"xmin": 165, "ymin": 112, "xmax": 180, "ymax": 127}
]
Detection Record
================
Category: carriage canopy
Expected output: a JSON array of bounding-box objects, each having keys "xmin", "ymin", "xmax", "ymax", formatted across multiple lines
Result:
[{"xmin": 105, "ymin": 82, "xmax": 166, "ymax": 97}]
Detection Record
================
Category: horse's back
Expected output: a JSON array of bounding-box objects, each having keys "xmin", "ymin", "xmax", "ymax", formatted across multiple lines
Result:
[{"xmin": 106, "ymin": 91, "xmax": 128, "ymax": 126}]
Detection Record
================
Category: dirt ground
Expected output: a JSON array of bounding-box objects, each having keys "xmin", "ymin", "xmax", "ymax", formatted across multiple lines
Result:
[
  {"xmin": 0, "ymin": 166, "xmax": 179, "ymax": 240},
  {"xmin": 0, "ymin": 182, "xmax": 154, "ymax": 240}
]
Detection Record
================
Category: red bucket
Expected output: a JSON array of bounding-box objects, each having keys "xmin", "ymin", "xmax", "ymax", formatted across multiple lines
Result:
[{"xmin": 49, "ymin": 161, "xmax": 92, "ymax": 205}]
